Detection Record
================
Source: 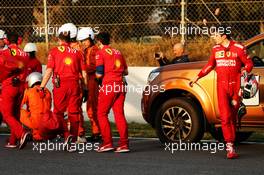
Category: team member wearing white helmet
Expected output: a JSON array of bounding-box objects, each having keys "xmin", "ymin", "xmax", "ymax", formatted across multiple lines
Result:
[
  {"xmin": 59, "ymin": 23, "xmax": 88, "ymax": 143},
  {"xmin": 40, "ymin": 23, "xmax": 87, "ymax": 147},
  {"xmin": 58, "ymin": 23, "xmax": 81, "ymax": 50},
  {"xmin": 24, "ymin": 43, "xmax": 42, "ymax": 74},
  {"xmin": 77, "ymin": 27, "xmax": 101, "ymax": 142}
]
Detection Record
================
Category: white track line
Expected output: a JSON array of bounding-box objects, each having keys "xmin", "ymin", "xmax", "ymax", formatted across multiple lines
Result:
[{"xmin": 1, "ymin": 134, "xmax": 264, "ymax": 144}]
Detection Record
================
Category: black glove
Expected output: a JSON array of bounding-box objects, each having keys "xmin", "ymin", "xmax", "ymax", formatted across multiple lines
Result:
[
  {"xmin": 12, "ymin": 77, "xmax": 20, "ymax": 87},
  {"xmin": 82, "ymin": 89, "xmax": 89, "ymax": 103},
  {"xmin": 95, "ymin": 78, "xmax": 102, "ymax": 86},
  {"xmin": 237, "ymin": 102, "xmax": 247, "ymax": 129}
]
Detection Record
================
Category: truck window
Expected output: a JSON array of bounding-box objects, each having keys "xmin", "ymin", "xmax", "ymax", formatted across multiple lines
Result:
[{"xmin": 247, "ymin": 40, "xmax": 264, "ymax": 67}]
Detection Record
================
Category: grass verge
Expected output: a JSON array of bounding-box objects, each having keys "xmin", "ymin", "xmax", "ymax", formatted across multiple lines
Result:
[{"xmin": 34, "ymin": 37, "xmax": 214, "ymax": 66}]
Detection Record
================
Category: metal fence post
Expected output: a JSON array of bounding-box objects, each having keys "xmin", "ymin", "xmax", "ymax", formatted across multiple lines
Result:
[
  {"xmin": 180, "ymin": 0, "xmax": 187, "ymax": 45},
  {"xmin": 43, "ymin": 0, "xmax": 49, "ymax": 54}
]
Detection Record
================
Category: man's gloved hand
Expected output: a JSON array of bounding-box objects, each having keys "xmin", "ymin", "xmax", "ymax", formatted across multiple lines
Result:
[
  {"xmin": 189, "ymin": 76, "xmax": 199, "ymax": 87},
  {"xmin": 82, "ymin": 89, "xmax": 89, "ymax": 103}
]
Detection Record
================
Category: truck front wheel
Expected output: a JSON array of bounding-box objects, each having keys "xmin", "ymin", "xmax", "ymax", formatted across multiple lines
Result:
[{"xmin": 155, "ymin": 98, "xmax": 204, "ymax": 143}]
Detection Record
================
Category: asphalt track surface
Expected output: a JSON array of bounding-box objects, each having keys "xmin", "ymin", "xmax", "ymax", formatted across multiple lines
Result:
[{"xmin": 0, "ymin": 135, "xmax": 263, "ymax": 175}]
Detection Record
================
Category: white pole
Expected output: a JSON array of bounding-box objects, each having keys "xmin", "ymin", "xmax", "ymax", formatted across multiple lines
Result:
[
  {"xmin": 180, "ymin": 0, "xmax": 186, "ymax": 45},
  {"xmin": 43, "ymin": 0, "xmax": 49, "ymax": 53}
]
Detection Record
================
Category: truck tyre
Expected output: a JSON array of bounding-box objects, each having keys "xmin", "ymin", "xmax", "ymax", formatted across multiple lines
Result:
[{"xmin": 155, "ymin": 98, "xmax": 204, "ymax": 143}]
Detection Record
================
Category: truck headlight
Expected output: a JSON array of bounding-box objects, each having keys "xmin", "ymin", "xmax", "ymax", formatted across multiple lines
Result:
[{"xmin": 148, "ymin": 72, "xmax": 160, "ymax": 83}]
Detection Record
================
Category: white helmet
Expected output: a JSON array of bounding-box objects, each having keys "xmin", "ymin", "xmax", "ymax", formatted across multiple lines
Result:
[
  {"xmin": 241, "ymin": 73, "xmax": 259, "ymax": 99},
  {"xmin": 24, "ymin": 43, "xmax": 37, "ymax": 52},
  {"xmin": 0, "ymin": 30, "xmax": 6, "ymax": 39},
  {"xmin": 27, "ymin": 72, "xmax": 43, "ymax": 88},
  {"xmin": 77, "ymin": 27, "xmax": 94, "ymax": 41},
  {"xmin": 58, "ymin": 23, "xmax": 77, "ymax": 39}
]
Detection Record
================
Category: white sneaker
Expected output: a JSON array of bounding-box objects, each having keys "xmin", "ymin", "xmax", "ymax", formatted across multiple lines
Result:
[
  {"xmin": 19, "ymin": 131, "xmax": 30, "ymax": 149},
  {"xmin": 96, "ymin": 143, "xmax": 114, "ymax": 153},
  {"xmin": 5, "ymin": 143, "xmax": 17, "ymax": 148},
  {"xmin": 76, "ymin": 136, "xmax": 87, "ymax": 143},
  {"xmin": 115, "ymin": 145, "xmax": 130, "ymax": 153}
]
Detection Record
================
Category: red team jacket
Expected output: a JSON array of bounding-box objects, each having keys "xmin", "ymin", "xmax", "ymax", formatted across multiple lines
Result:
[
  {"xmin": 96, "ymin": 45, "xmax": 127, "ymax": 84},
  {"xmin": 0, "ymin": 44, "xmax": 29, "ymax": 84},
  {"xmin": 47, "ymin": 43, "xmax": 86, "ymax": 82},
  {"xmin": 198, "ymin": 41, "xmax": 253, "ymax": 82}
]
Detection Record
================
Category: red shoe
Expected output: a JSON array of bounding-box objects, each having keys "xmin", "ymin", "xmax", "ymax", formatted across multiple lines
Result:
[
  {"xmin": 96, "ymin": 143, "xmax": 114, "ymax": 153},
  {"xmin": 226, "ymin": 142, "xmax": 239, "ymax": 159},
  {"xmin": 115, "ymin": 145, "xmax": 130, "ymax": 153},
  {"xmin": 5, "ymin": 143, "xmax": 17, "ymax": 148},
  {"xmin": 227, "ymin": 151, "xmax": 239, "ymax": 159}
]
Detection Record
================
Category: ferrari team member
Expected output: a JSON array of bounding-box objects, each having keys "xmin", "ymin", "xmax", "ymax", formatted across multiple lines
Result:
[
  {"xmin": 77, "ymin": 27, "xmax": 101, "ymax": 142},
  {"xmin": 0, "ymin": 32, "xmax": 30, "ymax": 149},
  {"xmin": 20, "ymin": 72, "xmax": 61, "ymax": 141},
  {"xmin": 24, "ymin": 43, "xmax": 42, "ymax": 74},
  {"xmin": 0, "ymin": 30, "xmax": 7, "ymax": 50},
  {"xmin": 40, "ymin": 24, "xmax": 87, "ymax": 145},
  {"xmin": 62, "ymin": 23, "xmax": 87, "ymax": 143},
  {"xmin": 95, "ymin": 32, "xmax": 129, "ymax": 153},
  {"xmin": 190, "ymin": 28, "xmax": 253, "ymax": 159},
  {"xmin": 67, "ymin": 23, "xmax": 82, "ymax": 51},
  {"xmin": 0, "ymin": 30, "xmax": 7, "ymax": 126},
  {"xmin": 0, "ymin": 29, "xmax": 7, "ymax": 127}
]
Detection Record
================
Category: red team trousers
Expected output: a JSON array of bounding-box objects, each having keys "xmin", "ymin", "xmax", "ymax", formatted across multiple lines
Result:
[
  {"xmin": 198, "ymin": 41, "xmax": 253, "ymax": 143},
  {"xmin": 1, "ymin": 79, "xmax": 25, "ymax": 144},
  {"xmin": 97, "ymin": 82, "xmax": 128, "ymax": 146},
  {"xmin": 53, "ymin": 80, "xmax": 81, "ymax": 141}
]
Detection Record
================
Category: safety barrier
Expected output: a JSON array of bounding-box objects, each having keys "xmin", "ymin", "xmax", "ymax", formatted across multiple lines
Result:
[{"xmin": 43, "ymin": 66, "xmax": 157, "ymax": 123}]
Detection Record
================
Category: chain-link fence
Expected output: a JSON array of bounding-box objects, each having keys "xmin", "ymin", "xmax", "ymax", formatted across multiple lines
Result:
[
  {"xmin": 1, "ymin": 0, "xmax": 264, "ymax": 65},
  {"xmin": 186, "ymin": 0, "xmax": 264, "ymax": 41}
]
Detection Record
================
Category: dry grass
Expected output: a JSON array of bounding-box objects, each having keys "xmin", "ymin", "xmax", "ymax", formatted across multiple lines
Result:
[{"xmin": 34, "ymin": 37, "xmax": 214, "ymax": 66}]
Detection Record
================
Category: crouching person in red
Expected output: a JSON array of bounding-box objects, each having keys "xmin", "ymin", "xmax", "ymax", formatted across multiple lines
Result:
[
  {"xmin": 95, "ymin": 32, "xmax": 129, "ymax": 153},
  {"xmin": 40, "ymin": 24, "xmax": 87, "ymax": 148},
  {"xmin": 20, "ymin": 72, "xmax": 61, "ymax": 141}
]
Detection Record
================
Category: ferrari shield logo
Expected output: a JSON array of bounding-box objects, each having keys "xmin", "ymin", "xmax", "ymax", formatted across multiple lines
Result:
[
  {"xmin": 105, "ymin": 48, "xmax": 113, "ymax": 55},
  {"xmin": 58, "ymin": 46, "xmax": 65, "ymax": 52},
  {"xmin": 11, "ymin": 49, "xmax": 17, "ymax": 56},
  {"xmin": 226, "ymin": 51, "xmax": 231, "ymax": 57}
]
